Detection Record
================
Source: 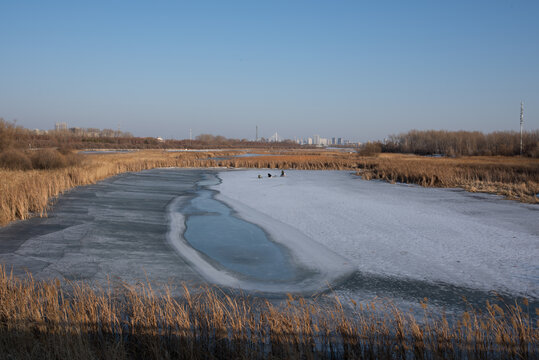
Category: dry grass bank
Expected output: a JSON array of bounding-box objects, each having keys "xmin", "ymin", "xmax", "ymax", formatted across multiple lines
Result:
[
  {"xmin": 207, "ymin": 153, "xmax": 358, "ymax": 170},
  {"xmin": 0, "ymin": 268, "xmax": 536, "ymax": 359},
  {"xmin": 357, "ymin": 154, "xmax": 539, "ymax": 203}
]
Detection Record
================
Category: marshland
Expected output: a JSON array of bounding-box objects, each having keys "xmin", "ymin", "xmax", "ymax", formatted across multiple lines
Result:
[
  {"xmin": 1, "ymin": 2, "xmax": 539, "ymax": 357},
  {"xmin": 1, "ymin": 119, "xmax": 538, "ymax": 358}
]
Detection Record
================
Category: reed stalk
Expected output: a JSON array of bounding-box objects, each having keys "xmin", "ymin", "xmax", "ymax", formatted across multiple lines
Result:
[{"xmin": 0, "ymin": 267, "xmax": 536, "ymax": 359}]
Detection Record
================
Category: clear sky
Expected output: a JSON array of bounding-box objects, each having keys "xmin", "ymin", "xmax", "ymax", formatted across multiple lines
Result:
[{"xmin": 1, "ymin": 0, "xmax": 538, "ymax": 142}]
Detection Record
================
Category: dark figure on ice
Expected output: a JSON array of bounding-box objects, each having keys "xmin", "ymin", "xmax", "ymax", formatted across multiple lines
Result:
[
  {"xmin": 258, "ymin": 174, "xmax": 262, "ymax": 179},
  {"xmin": 280, "ymin": 170, "xmax": 286, "ymax": 177},
  {"xmin": 267, "ymin": 173, "xmax": 272, "ymax": 178}
]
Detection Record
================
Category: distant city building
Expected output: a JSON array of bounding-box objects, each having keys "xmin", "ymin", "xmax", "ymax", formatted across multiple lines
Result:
[
  {"xmin": 55, "ymin": 122, "xmax": 68, "ymax": 131},
  {"xmin": 284, "ymin": 133, "xmax": 354, "ymax": 147},
  {"xmin": 69, "ymin": 127, "xmax": 84, "ymax": 136},
  {"xmin": 269, "ymin": 132, "xmax": 282, "ymax": 142}
]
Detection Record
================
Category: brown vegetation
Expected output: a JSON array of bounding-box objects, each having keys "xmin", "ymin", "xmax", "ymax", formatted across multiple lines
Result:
[
  {"xmin": 0, "ymin": 148, "xmax": 83, "ymax": 171},
  {"xmin": 357, "ymin": 154, "xmax": 539, "ymax": 203},
  {"xmin": 206, "ymin": 153, "xmax": 358, "ymax": 170},
  {"xmin": 0, "ymin": 151, "xmax": 214, "ymax": 226},
  {"xmin": 358, "ymin": 142, "xmax": 383, "ymax": 157},
  {"xmin": 0, "ymin": 149, "xmax": 33, "ymax": 171},
  {"xmin": 0, "ymin": 267, "xmax": 536, "ymax": 359}
]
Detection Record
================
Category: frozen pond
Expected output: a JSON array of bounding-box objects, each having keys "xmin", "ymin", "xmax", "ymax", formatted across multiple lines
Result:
[{"xmin": 0, "ymin": 168, "xmax": 537, "ymax": 313}]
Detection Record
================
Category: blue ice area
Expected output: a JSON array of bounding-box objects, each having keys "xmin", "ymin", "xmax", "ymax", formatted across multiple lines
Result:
[{"xmin": 182, "ymin": 189, "xmax": 296, "ymax": 281}]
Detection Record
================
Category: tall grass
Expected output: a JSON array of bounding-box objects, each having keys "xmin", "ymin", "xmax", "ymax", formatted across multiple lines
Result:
[
  {"xmin": 0, "ymin": 151, "xmax": 210, "ymax": 226},
  {"xmin": 357, "ymin": 154, "xmax": 539, "ymax": 203},
  {"xmin": 0, "ymin": 267, "xmax": 536, "ymax": 359},
  {"xmin": 206, "ymin": 153, "xmax": 358, "ymax": 170}
]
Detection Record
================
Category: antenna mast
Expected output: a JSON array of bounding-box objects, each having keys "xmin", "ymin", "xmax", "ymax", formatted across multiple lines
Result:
[{"xmin": 520, "ymin": 101, "xmax": 524, "ymax": 155}]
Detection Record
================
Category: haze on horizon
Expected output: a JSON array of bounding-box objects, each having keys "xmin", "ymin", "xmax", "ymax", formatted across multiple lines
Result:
[{"xmin": 0, "ymin": 0, "xmax": 538, "ymax": 143}]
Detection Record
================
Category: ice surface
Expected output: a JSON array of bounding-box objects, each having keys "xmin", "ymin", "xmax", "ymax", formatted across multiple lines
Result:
[
  {"xmin": 166, "ymin": 173, "xmax": 355, "ymax": 294},
  {"xmin": 214, "ymin": 170, "xmax": 539, "ymax": 299}
]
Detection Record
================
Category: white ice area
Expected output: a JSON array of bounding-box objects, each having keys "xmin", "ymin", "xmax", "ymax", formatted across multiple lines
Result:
[{"xmin": 214, "ymin": 170, "xmax": 539, "ymax": 298}]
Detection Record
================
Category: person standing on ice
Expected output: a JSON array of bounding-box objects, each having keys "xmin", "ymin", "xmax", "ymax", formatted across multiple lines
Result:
[{"xmin": 280, "ymin": 170, "xmax": 286, "ymax": 177}]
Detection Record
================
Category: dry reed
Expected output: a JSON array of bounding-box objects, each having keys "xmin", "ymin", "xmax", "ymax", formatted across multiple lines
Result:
[
  {"xmin": 357, "ymin": 154, "xmax": 539, "ymax": 203},
  {"xmin": 0, "ymin": 267, "xmax": 536, "ymax": 359}
]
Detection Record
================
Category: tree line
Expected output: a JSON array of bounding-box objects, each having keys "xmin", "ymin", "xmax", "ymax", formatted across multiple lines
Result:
[
  {"xmin": 379, "ymin": 129, "xmax": 539, "ymax": 157},
  {"xmin": 0, "ymin": 119, "xmax": 306, "ymax": 152},
  {"xmin": 3, "ymin": 118, "xmax": 538, "ymax": 156}
]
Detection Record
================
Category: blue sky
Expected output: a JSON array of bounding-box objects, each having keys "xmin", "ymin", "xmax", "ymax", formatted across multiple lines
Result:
[{"xmin": 1, "ymin": 1, "xmax": 538, "ymax": 141}]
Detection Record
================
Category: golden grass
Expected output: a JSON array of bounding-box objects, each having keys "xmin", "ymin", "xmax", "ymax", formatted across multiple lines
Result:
[
  {"xmin": 1, "ymin": 150, "xmax": 537, "ymax": 226},
  {"xmin": 206, "ymin": 153, "xmax": 357, "ymax": 170},
  {"xmin": 0, "ymin": 267, "xmax": 536, "ymax": 359},
  {"xmin": 357, "ymin": 154, "xmax": 539, "ymax": 203},
  {"xmin": 0, "ymin": 151, "xmax": 212, "ymax": 226}
]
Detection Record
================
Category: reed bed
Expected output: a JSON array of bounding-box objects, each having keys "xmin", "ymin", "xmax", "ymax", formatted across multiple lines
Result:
[
  {"xmin": 0, "ymin": 151, "xmax": 215, "ymax": 226},
  {"xmin": 0, "ymin": 267, "xmax": 536, "ymax": 359},
  {"xmin": 206, "ymin": 153, "xmax": 357, "ymax": 170},
  {"xmin": 357, "ymin": 154, "xmax": 539, "ymax": 203}
]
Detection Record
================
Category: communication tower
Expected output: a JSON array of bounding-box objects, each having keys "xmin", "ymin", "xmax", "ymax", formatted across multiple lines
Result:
[{"xmin": 520, "ymin": 101, "xmax": 524, "ymax": 155}]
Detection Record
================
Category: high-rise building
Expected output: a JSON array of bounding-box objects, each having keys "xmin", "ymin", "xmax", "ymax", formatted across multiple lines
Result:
[
  {"xmin": 269, "ymin": 132, "xmax": 281, "ymax": 142},
  {"xmin": 55, "ymin": 122, "xmax": 67, "ymax": 131}
]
